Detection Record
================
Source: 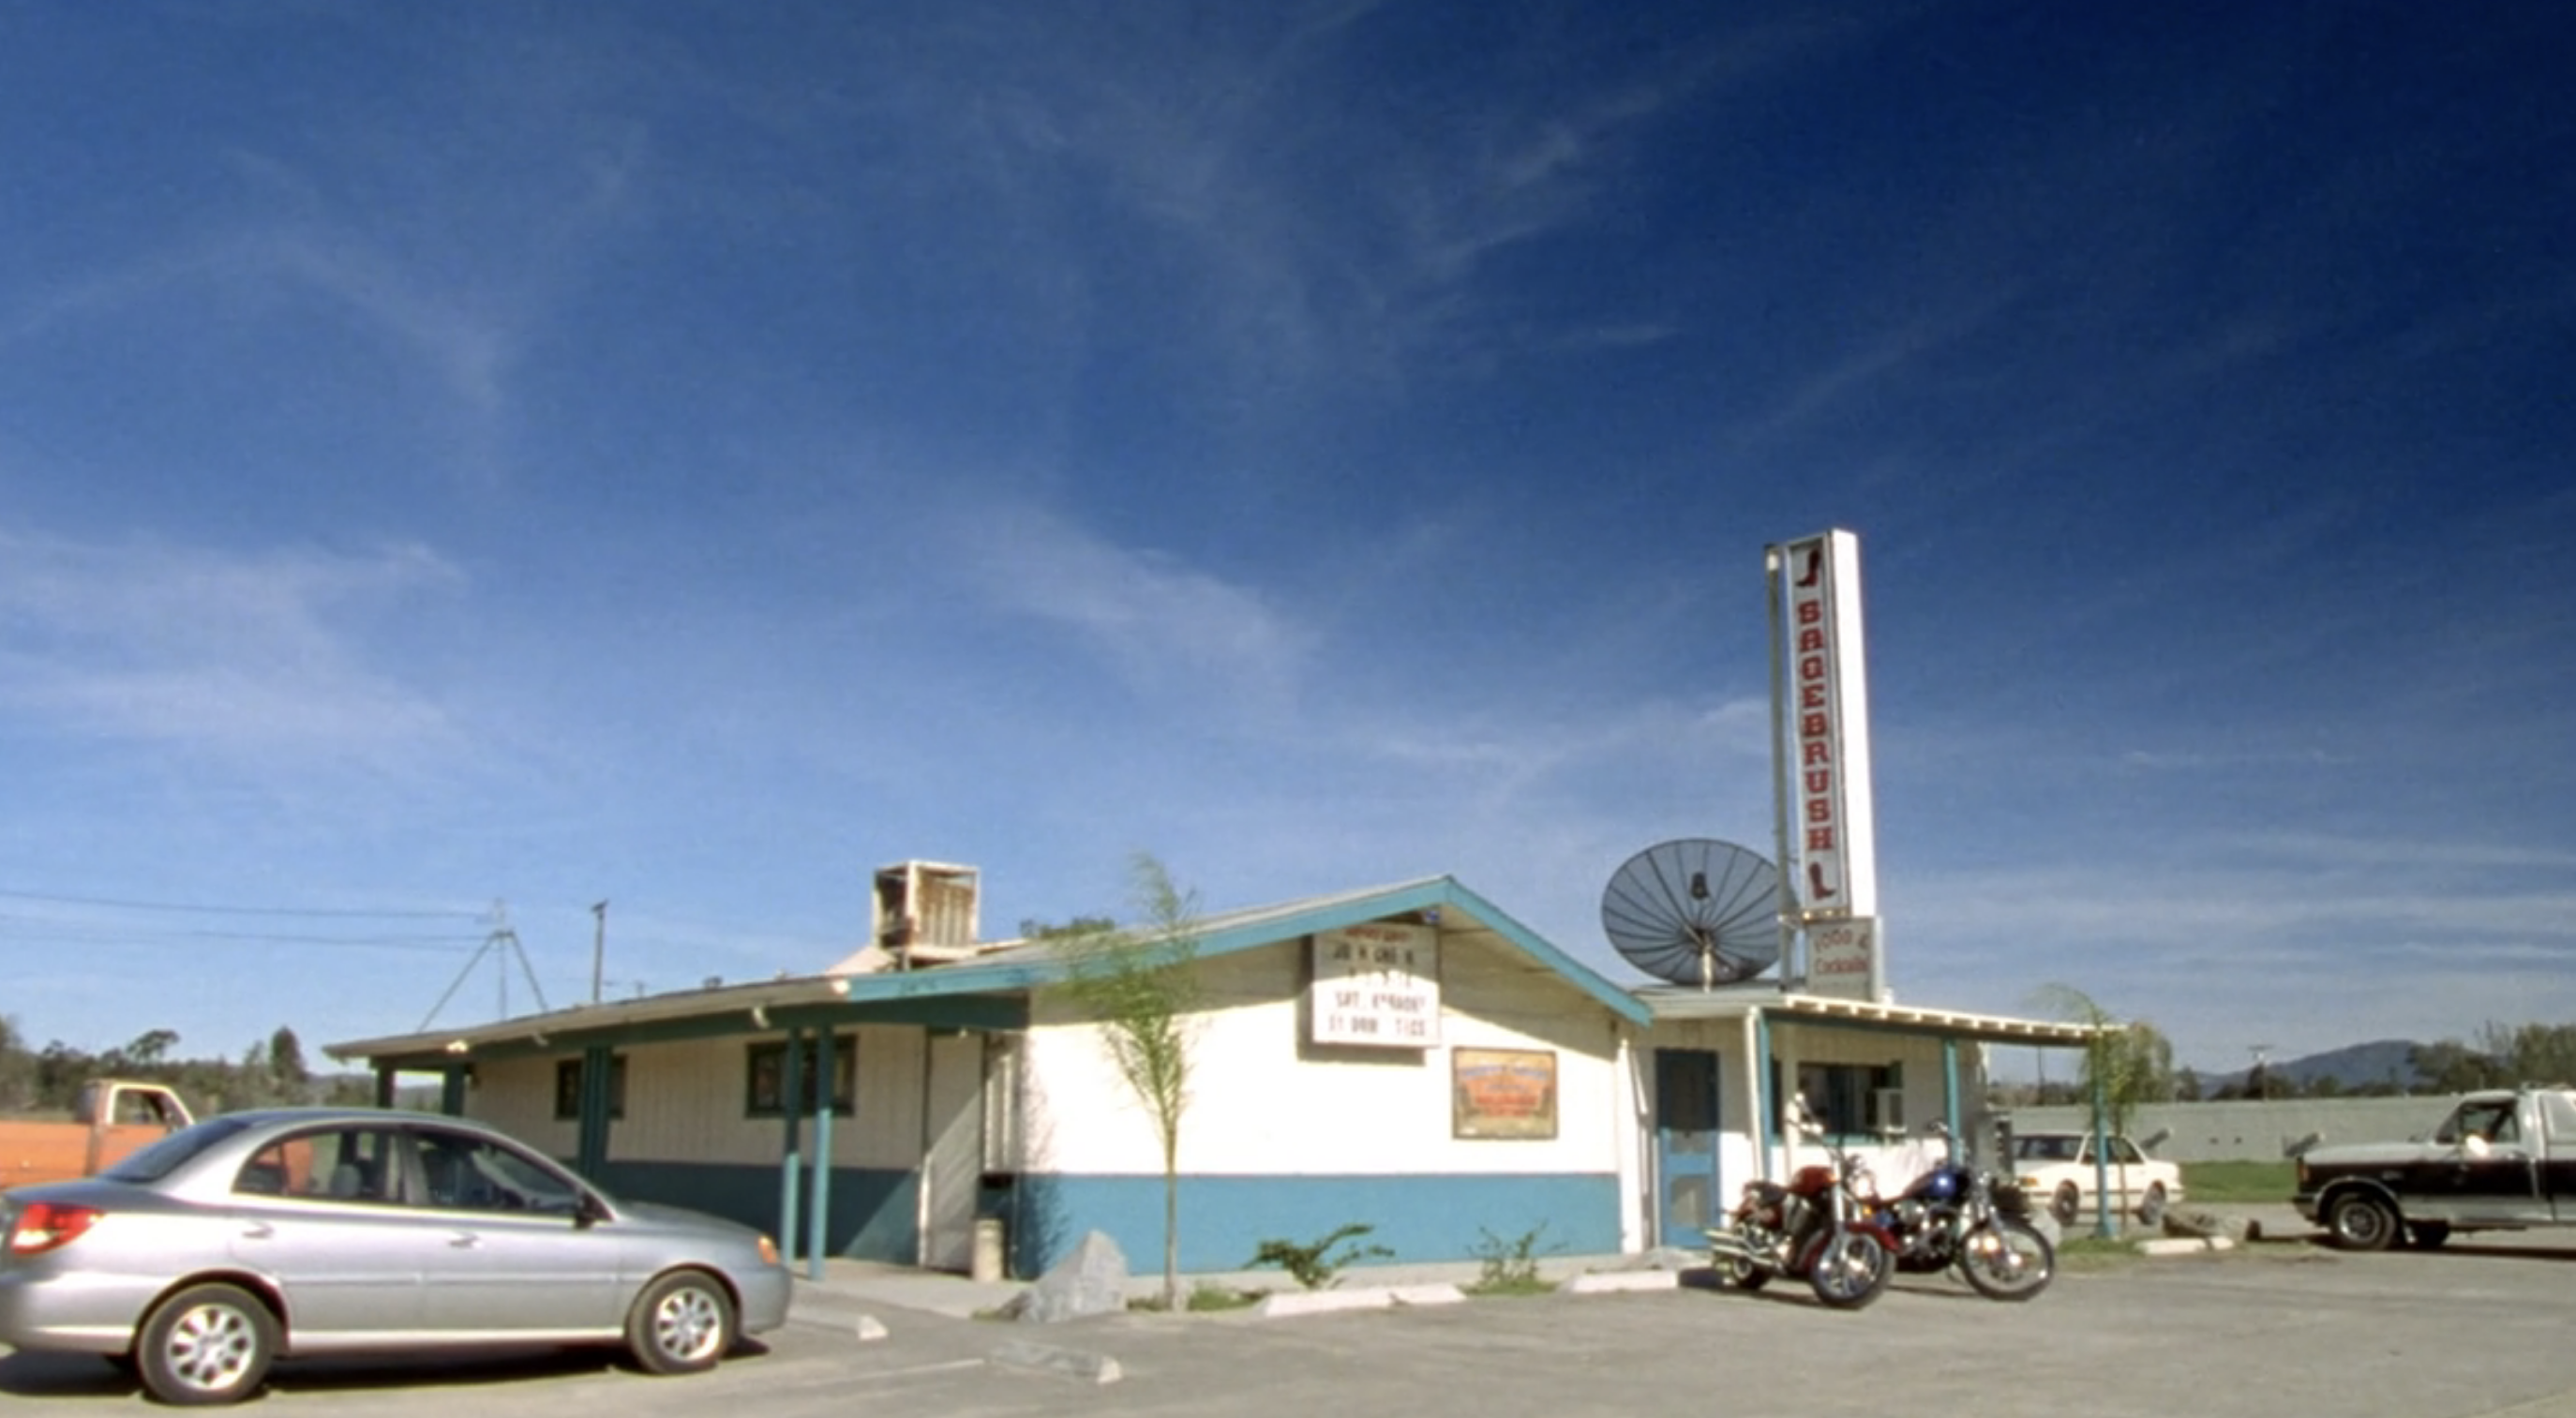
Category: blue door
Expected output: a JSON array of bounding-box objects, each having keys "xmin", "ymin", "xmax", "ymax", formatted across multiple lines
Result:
[{"xmin": 1655, "ymin": 1049, "xmax": 1722, "ymax": 1246}]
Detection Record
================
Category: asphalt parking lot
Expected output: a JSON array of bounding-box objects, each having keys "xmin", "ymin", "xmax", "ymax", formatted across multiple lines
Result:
[{"xmin": 9, "ymin": 1223, "xmax": 2576, "ymax": 1417}]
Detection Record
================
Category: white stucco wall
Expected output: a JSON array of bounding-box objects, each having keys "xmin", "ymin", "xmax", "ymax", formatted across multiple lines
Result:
[{"xmin": 1018, "ymin": 932, "xmax": 1637, "ymax": 1181}]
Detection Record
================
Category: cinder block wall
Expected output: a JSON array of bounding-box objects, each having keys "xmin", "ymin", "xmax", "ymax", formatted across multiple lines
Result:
[{"xmin": 2004, "ymin": 1097, "xmax": 2464, "ymax": 1162}]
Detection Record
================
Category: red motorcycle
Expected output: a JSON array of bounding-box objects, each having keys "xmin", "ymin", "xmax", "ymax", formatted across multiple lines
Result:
[{"xmin": 1705, "ymin": 1102, "xmax": 1895, "ymax": 1309}]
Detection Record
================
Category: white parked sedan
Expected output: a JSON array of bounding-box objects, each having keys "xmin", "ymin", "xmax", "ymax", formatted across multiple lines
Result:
[
  {"xmin": 2011, "ymin": 1130, "xmax": 2185, "ymax": 1227},
  {"xmin": 0, "ymin": 1107, "xmax": 792, "ymax": 1404}
]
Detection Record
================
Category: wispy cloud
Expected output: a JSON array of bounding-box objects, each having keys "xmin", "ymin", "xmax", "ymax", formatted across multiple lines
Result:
[
  {"xmin": 0, "ymin": 525, "xmax": 467, "ymax": 770},
  {"xmin": 2117, "ymin": 747, "xmax": 2350, "ymax": 771},
  {"xmin": 959, "ymin": 503, "xmax": 1316, "ymax": 723}
]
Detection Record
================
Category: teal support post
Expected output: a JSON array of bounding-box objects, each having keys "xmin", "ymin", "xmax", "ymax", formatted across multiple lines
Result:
[
  {"xmin": 805, "ymin": 1029, "xmax": 834, "ymax": 1279},
  {"xmin": 577, "ymin": 1044, "xmax": 614, "ymax": 1179},
  {"xmin": 2091, "ymin": 1067, "xmax": 2114, "ymax": 1238},
  {"xmin": 440, "ymin": 1065, "xmax": 470, "ymax": 1116},
  {"xmin": 1941, "ymin": 1037, "xmax": 1962, "ymax": 1141},
  {"xmin": 1754, "ymin": 1009, "xmax": 1775, "ymax": 1178},
  {"xmin": 776, "ymin": 1028, "xmax": 805, "ymax": 1264}
]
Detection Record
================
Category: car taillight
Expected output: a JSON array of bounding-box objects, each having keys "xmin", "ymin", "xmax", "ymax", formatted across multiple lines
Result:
[{"xmin": 7, "ymin": 1202, "xmax": 102, "ymax": 1256}]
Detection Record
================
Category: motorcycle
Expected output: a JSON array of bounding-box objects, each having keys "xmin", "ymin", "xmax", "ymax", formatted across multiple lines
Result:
[
  {"xmin": 1705, "ymin": 1100, "xmax": 1896, "ymax": 1309},
  {"xmin": 1871, "ymin": 1122, "xmax": 2055, "ymax": 1302}
]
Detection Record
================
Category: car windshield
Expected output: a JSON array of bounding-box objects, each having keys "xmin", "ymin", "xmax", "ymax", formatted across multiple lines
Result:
[
  {"xmin": 2013, "ymin": 1135, "xmax": 2082, "ymax": 1162},
  {"xmin": 100, "ymin": 1115, "xmax": 261, "ymax": 1184}
]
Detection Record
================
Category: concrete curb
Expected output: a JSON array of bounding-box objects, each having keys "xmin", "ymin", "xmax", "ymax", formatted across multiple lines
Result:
[
  {"xmin": 1560, "ymin": 1270, "xmax": 1682, "ymax": 1295},
  {"xmin": 2136, "ymin": 1236, "xmax": 2238, "ymax": 1257},
  {"xmin": 1253, "ymin": 1282, "xmax": 1466, "ymax": 1318}
]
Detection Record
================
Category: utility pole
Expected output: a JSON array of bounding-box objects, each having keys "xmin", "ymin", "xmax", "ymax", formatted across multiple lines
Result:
[
  {"xmin": 418, "ymin": 902, "xmax": 553, "ymax": 1031},
  {"xmin": 591, "ymin": 901, "xmax": 609, "ymax": 1005},
  {"xmin": 2250, "ymin": 1044, "xmax": 2271, "ymax": 1101}
]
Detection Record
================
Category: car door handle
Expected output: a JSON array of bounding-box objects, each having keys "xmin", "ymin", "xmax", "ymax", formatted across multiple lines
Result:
[
  {"xmin": 449, "ymin": 1232, "xmax": 481, "ymax": 1249},
  {"xmin": 238, "ymin": 1222, "xmax": 274, "ymax": 1241}
]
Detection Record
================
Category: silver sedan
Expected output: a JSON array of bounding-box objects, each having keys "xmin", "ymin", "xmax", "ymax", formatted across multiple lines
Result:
[{"xmin": 0, "ymin": 1106, "xmax": 792, "ymax": 1404}]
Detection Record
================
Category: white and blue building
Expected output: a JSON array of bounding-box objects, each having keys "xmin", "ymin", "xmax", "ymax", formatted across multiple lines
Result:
[{"xmin": 328, "ymin": 863, "xmax": 2089, "ymax": 1276}]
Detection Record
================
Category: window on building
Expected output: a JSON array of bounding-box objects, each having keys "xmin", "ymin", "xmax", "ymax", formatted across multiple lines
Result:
[
  {"xmin": 552, "ymin": 1054, "xmax": 627, "ymax": 1121},
  {"xmin": 1784, "ymin": 1060, "xmax": 1899, "ymax": 1139},
  {"xmin": 745, "ymin": 1036, "xmax": 857, "ymax": 1117}
]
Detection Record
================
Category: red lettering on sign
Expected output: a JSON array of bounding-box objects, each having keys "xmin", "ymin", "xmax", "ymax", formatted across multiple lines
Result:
[
  {"xmin": 1805, "ymin": 826, "xmax": 1836, "ymax": 851},
  {"xmin": 1805, "ymin": 799, "xmax": 1832, "ymax": 823},
  {"xmin": 1801, "ymin": 740, "xmax": 1832, "ymax": 766},
  {"xmin": 1802, "ymin": 711, "xmax": 1829, "ymax": 738}
]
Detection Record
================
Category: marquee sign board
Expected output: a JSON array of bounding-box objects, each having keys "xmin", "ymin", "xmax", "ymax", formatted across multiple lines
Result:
[
  {"xmin": 1805, "ymin": 917, "xmax": 1880, "ymax": 1001},
  {"xmin": 1309, "ymin": 921, "xmax": 1440, "ymax": 1048}
]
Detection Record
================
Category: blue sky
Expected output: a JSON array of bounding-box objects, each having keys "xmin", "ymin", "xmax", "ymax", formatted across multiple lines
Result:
[{"xmin": 2, "ymin": 3, "xmax": 2568, "ymax": 1076}]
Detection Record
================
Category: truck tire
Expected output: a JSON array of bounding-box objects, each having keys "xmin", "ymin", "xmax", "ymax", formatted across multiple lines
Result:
[{"xmin": 2327, "ymin": 1192, "xmax": 2401, "ymax": 1252}]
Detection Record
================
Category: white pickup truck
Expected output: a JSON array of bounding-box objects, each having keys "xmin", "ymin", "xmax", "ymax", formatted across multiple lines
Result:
[{"xmin": 2294, "ymin": 1086, "xmax": 2576, "ymax": 1250}]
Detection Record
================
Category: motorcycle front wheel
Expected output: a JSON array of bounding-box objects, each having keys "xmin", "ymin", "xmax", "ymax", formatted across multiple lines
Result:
[
  {"xmin": 1957, "ymin": 1218, "xmax": 2055, "ymax": 1302},
  {"xmin": 1805, "ymin": 1229, "xmax": 1892, "ymax": 1310}
]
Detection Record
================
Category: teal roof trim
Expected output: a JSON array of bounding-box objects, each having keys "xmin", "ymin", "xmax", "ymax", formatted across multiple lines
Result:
[
  {"xmin": 832, "ymin": 875, "xmax": 1645, "ymax": 1023},
  {"xmin": 328, "ymin": 874, "xmax": 1644, "ymax": 1065}
]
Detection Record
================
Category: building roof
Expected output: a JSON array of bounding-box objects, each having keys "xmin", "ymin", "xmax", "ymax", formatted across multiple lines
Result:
[
  {"xmin": 1636, "ymin": 984, "xmax": 2100, "ymax": 1045},
  {"xmin": 327, "ymin": 874, "xmax": 1649, "ymax": 1069}
]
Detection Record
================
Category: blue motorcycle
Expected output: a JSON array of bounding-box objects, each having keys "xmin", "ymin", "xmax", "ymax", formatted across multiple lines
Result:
[{"xmin": 1871, "ymin": 1125, "xmax": 2055, "ymax": 1302}]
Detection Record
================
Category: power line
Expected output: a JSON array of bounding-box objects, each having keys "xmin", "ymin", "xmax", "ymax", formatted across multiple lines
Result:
[
  {"xmin": 0, "ymin": 922, "xmax": 479, "ymax": 954},
  {"xmin": 0, "ymin": 887, "xmax": 480, "ymax": 920}
]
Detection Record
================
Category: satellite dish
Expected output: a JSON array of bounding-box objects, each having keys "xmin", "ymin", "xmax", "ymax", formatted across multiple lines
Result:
[{"xmin": 1602, "ymin": 839, "xmax": 1781, "ymax": 988}]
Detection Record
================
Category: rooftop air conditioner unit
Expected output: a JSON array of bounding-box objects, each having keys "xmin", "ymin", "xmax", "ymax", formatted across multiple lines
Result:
[{"xmin": 873, "ymin": 860, "xmax": 981, "ymax": 969}]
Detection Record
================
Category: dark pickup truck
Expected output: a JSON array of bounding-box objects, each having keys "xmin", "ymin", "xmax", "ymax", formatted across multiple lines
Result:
[{"xmin": 2294, "ymin": 1086, "xmax": 2576, "ymax": 1250}]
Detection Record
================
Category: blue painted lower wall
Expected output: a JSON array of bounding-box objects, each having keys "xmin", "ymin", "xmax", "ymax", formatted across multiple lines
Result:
[
  {"xmin": 593, "ymin": 1159, "xmax": 921, "ymax": 1263},
  {"xmin": 1009, "ymin": 1172, "xmax": 1621, "ymax": 1276},
  {"xmin": 591, "ymin": 1161, "xmax": 1620, "ymax": 1277}
]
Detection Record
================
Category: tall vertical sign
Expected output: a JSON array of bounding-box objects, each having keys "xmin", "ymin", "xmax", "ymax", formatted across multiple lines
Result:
[{"xmin": 1768, "ymin": 530, "xmax": 1883, "ymax": 1000}]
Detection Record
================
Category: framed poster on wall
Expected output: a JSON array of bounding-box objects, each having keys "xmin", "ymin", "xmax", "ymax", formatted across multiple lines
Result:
[{"xmin": 1452, "ymin": 1048, "xmax": 1557, "ymax": 1140}]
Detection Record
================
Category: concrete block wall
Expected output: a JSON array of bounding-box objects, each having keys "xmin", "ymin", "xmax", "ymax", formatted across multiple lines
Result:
[{"xmin": 2004, "ymin": 1096, "xmax": 2464, "ymax": 1162}]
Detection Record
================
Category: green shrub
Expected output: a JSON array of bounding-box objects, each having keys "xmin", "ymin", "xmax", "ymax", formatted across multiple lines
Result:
[
  {"xmin": 1465, "ymin": 1224, "xmax": 1559, "ymax": 1295},
  {"xmin": 1246, "ymin": 1223, "xmax": 1393, "ymax": 1290},
  {"xmin": 1186, "ymin": 1283, "xmax": 1261, "ymax": 1311}
]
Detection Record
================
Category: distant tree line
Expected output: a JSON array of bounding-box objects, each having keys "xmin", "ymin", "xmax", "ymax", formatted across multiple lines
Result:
[
  {"xmin": 0, "ymin": 1017, "xmax": 371, "ymax": 1117},
  {"xmin": 1992, "ymin": 1003, "xmax": 2576, "ymax": 1109},
  {"xmin": 2406, "ymin": 1022, "xmax": 2576, "ymax": 1095}
]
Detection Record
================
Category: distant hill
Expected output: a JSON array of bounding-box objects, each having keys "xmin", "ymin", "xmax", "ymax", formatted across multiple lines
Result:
[{"xmin": 2191, "ymin": 1038, "xmax": 2426, "ymax": 1095}]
